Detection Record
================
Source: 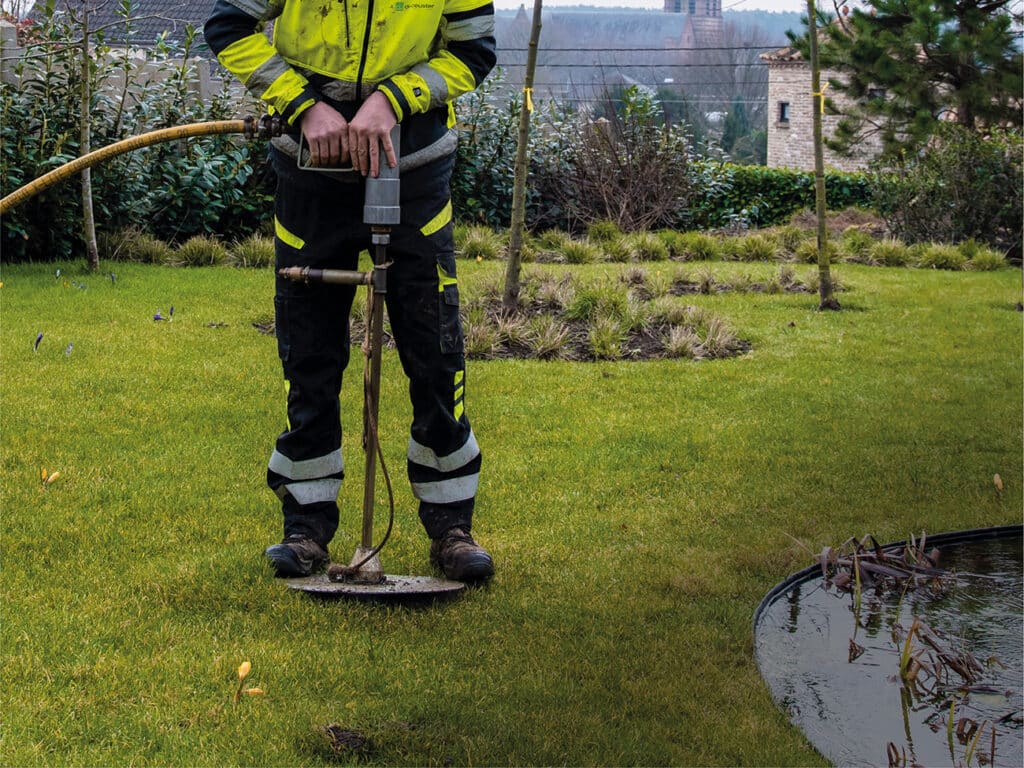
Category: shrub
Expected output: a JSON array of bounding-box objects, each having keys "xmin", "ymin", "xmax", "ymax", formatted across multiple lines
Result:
[
  {"xmin": 871, "ymin": 124, "xmax": 1022, "ymax": 260},
  {"xmin": 545, "ymin": 87, "xmax": 696, "ymax": 231},
  {"xmin": 170, "ymin": 235, "xmax": 231, "ymax": 267},
  {"xmin": 0, "ymin": 8, "xmax": 272, "ymax": 263},
  {"xmin": 914, "ymin": 243, "xmax": 967, "ymax": 271}
]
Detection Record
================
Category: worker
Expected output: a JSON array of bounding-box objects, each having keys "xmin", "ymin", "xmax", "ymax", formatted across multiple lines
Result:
[{"xmin": 204, "ymin": 0, "xmax": 496, "ymax": 582}]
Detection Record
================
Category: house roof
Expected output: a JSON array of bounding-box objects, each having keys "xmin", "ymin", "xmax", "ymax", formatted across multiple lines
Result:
[
  {"xmin": 759, "ymin": 45, "xmax": 803, "ymax": 62},
  {"xmin": 32, "ymin": 0, "xmax": 212, "ymax": 51}
]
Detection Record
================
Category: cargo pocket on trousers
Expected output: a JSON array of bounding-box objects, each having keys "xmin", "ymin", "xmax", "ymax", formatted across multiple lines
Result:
[
  {"xmin": 439, "ymin": 282, "xmax": 462, "ymax": 355},
  {"xmin": 274, "ymin": 295, "xmax": 291, "ymax": 362}
]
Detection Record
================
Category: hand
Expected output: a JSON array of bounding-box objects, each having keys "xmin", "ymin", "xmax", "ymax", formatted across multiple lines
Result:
[
  {"xmin": 300, "ymin": 102, "xmax": 349, "ymax": 167},
  {"xmin": 347, "ymin": 91, "xmax": 398, "ymax": 177}
]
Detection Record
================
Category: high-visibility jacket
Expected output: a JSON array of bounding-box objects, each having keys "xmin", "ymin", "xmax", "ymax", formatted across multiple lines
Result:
[{"xmin": 205, "ymin": 0, "xmax": 496, "ymax": 159}]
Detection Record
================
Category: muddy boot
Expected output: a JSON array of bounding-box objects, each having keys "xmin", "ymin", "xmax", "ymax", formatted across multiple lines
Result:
[
  {"xmin": 429, "ymin": 527, "xmax": 494, "ymax": 582},
  {"xmin": 264, "ymin": 535, "xmax": 329, "ymax": 578}
]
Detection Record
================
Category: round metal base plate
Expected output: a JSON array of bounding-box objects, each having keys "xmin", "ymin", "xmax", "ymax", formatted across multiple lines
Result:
[{"xmin": 287, "ymin": 573, "xmax": 466, "ymax": 602}]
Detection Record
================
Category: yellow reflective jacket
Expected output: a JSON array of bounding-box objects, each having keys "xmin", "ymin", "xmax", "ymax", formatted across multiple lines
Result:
[{"xmin": 206, "ymin": 0, "xmax": 495, "ymax": 156}]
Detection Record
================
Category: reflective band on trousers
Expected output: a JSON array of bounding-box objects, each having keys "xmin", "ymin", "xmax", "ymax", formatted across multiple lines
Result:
[
  {"xmin": 283, "ymin": 478, "xmax": 342, "ymax": 505},
  {"xmin": 411, "ymin": 473, "xmax": 479, "ymax": 504},
  {"xmin": 269, "ymin": 448, "xmax": 343, "ymax": 479},
  {"xmin": 407, "ymin": 431, "xmax": 478, "ymax": 473}
]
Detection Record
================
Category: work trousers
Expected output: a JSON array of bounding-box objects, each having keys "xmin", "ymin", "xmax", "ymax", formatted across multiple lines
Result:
[{"xmin": 267, "ymin": 149, "xmax": 480, "ymax": 548}]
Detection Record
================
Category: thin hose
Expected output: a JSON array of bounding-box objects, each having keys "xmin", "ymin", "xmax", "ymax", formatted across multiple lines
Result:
[{"xmin": 0, "ymin": 117, "xmax": 278, "ymax": 215}]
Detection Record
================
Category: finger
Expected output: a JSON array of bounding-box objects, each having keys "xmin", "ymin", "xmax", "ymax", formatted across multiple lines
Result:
[
  {"xmin": 308, "ymin": 136, "xmax": 321, "ymax": 167},
  {"xmin": 340, "ymin": 131, "xmax": 351, "ymax": 164},
  {"xmin": 325, "ymin": 134, "xmax": 340, "ymax": 167},
  {"xmin": 368, "ymin": 139, "xmax": 380, "ymax": 178},
  {"xmin": 382, "ymin": 133, "xmax": 397, "ymax": 169}
]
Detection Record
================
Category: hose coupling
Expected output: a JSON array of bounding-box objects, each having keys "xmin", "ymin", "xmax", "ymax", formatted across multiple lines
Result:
[{"xmin": 244, "ymin": 115, "xmax": 284, "ymax": 140}]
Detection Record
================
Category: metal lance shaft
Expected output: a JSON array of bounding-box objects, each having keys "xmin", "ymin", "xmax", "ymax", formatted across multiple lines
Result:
[{"xmin": 278, "ymin": 125, "xmax": 401, "ymax": 584}]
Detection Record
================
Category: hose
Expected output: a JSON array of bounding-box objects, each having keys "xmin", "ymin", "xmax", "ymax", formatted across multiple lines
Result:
[{"xmin": 0, "ymin": 116, "xmax": 282, "ymax": 216}]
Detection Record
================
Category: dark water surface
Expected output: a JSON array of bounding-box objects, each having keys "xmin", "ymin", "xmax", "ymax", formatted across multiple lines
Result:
[{"xmin": 755, "ymin": 532, "xmax": 1023, "ymax": 767}]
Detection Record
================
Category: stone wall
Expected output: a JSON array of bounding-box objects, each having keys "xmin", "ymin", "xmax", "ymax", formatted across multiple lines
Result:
[{"xmin": 765, "ymin": 60, "xmax": 880, "ymax": 172}]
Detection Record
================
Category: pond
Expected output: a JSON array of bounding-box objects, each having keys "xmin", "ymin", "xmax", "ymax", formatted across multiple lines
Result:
[{"xmin": 754, "ymin": 527, "xmax": 1023, "ymax": 768}]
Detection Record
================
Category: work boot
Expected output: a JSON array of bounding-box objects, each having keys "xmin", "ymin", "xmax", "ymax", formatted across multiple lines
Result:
[
  {"xmin": 264, "ymin": 535, "xmax": 329, "ymax": 578},
  {"xmin": 430, "ymin": 527, "xmax": 494, "ymax": 582}
]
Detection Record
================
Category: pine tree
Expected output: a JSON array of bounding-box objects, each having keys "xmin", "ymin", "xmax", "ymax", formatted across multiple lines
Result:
[{"xmin": 814, "ymin": 0, "xmax": 1022, "ymax": 157}]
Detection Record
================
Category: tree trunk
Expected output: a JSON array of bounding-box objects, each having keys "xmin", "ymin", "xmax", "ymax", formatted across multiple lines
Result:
[
  {"xmin": 501, "ymin": 0, "xmax": 542, "ymax": 314},
  {"xmin": 807, "ymin": 0, "xmax": 839, "ymax": 311},
  {"xmin": 80, "ymin": 6, "xmax": 99, "ymax": 271}
]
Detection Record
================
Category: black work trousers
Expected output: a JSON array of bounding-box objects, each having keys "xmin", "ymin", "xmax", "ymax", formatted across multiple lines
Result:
[{"xmin": 267, "ymin": 149, "xmax": 480, "ymax": 549}]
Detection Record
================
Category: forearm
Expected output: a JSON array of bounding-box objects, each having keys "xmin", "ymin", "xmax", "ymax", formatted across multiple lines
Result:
[
  {"xmin": 204, "ymin": 0, "xmax": 317, "ymax": 126},
  {"xmin": 377, "ymin": 1, "xmax": 496, "ymax": 122}
]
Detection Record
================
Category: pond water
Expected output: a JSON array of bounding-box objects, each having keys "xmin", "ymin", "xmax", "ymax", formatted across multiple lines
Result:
[{"xmin": 755, "ymin": 529, "xmax": 1023, "ymax": 768}]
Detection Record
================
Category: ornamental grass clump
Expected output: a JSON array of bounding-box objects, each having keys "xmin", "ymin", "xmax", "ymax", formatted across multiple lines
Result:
[
  {"xmin": 170, "ymin": 235, "xmax": 230, "ymax": 267},
  {"xmin": 735, "ymin": 233, "xmax": 779, "ymax": 262},
  {"xmin": 700, "ymin": 316, "xmax": 739, "ymax": 357},
  {"xmin": 915, "ymin": 243, "xmax": 967, "ymax": 271},
  {"xmin": 228, "ymin": 234, "xmax": 275, "ymax": 268},
  {"xmin": 625, "ymin": 232, "xmax": 670, "ymax": 262},
  {"xmin": 588, "ymin": 315, "xmax": 626, "ymax": 360},
  {"xmin": 456, "ymin": 225, "xmax": 503, "ymax": 261},
  {"xmin": 565, "ymin": 281, "xmax": 631, "ymax": 323},
  {"xmin": 99, "ymin": 228, "xmax": 174, "ymax": 264},
  {"xmin": 601, "ymin": 237, "xmax": 633, "ymax": 263},
  {"xmin": 586, "ymin": 219, "xmax": 622, "ymax": 243},
  {"xmin": 770, "ymin": 224, "xmax": 808, "ymax": 257},
  {"xmin": 838, "ymin": 226, "xmax": 877, "ymax": 265},
  {"xmin": 675, "ymin": 232, "xmax": 721, "ymax": 261},
  {"xmin": 463, "ymin": 306, "xmax": 499, "ymax": 359},
  {"xmin": 656, "ymin": 230, "xmax": 687, "ymax": 260},
  {"xmin": 663, "ymin": 325, "xmax": 703, "ymax": 359},
  {"xmin": 961, "ymin": 240, "xmax": 1007, "ymax": 271},
  {"xmin": 561, "ymin": 238, "xmax": 602, "ymax": 265},
  {"xmin": 794, "ymin": 239, "xmax": 839, "ymax": 265},
  {"xmin": 535, "ymin": 274, "xmax": 575, "ymax": 311},
  {"xmin": 527, "ymin": 315, "xmax": 572, "ymax": 360},
  {"xmin": 870, "ymin": 238, "xmax": 911, "ymax": 267}
]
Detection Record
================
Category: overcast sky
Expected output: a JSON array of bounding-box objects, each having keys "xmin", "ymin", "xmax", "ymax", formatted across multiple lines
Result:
[{"xmin": 492, "ymin": 0, "xmax": 810, "ymax": 12}]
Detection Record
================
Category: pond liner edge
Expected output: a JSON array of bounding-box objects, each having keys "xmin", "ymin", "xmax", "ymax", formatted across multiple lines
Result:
[{"xmin": 751, "ymin": 524, "xmax": 1024, "ymax": 639}]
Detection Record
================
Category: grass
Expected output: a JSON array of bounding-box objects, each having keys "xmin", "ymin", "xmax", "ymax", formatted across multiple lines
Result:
[{"xmin": 1, "ymin": 258, "xmax": 1021, "ymax": 766}]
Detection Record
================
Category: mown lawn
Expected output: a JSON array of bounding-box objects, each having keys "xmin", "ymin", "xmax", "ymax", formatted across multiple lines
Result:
[{"xmin": 1, "ymin": 258, "xmax": 1020, "ymax": 767}]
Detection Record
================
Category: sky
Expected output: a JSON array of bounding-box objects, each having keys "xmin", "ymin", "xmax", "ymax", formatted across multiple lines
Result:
[{"xmin": 492, "ymin": 0, "xmax": 810, "ymax": 12}]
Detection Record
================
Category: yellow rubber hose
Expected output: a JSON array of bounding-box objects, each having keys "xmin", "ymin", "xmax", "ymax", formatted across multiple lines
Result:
[{"xmin": 0, "ymin": 117, "xmax": 278, "ymax": 216}]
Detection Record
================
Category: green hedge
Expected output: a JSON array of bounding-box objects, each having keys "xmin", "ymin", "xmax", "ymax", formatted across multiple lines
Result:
[{"xmin": 687, "ymin": 163, "xmax": 873, "ymax": 230}]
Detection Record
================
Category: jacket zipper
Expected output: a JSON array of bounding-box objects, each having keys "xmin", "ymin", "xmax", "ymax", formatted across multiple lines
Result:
[
  {"xmin": 341, "ymin": 0, "xmax": 350, "ymax": 47},
  {"xmin": 354, "ymin": 0, "xmax": 375, "ymax": 98}
]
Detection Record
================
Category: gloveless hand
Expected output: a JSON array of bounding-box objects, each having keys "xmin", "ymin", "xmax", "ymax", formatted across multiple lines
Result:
[
  {"xmin": 347, "ymin": 91, "xmax": 398, "ymax": 178},
  {"xmin": 300, "ymin": 101, "xmax": 350, "ymax": 167}
]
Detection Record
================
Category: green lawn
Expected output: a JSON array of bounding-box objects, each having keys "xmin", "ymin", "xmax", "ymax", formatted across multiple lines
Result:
[{"xmin": 1, "ymin": 259, "xmax": 1020, "ymax": 766}]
